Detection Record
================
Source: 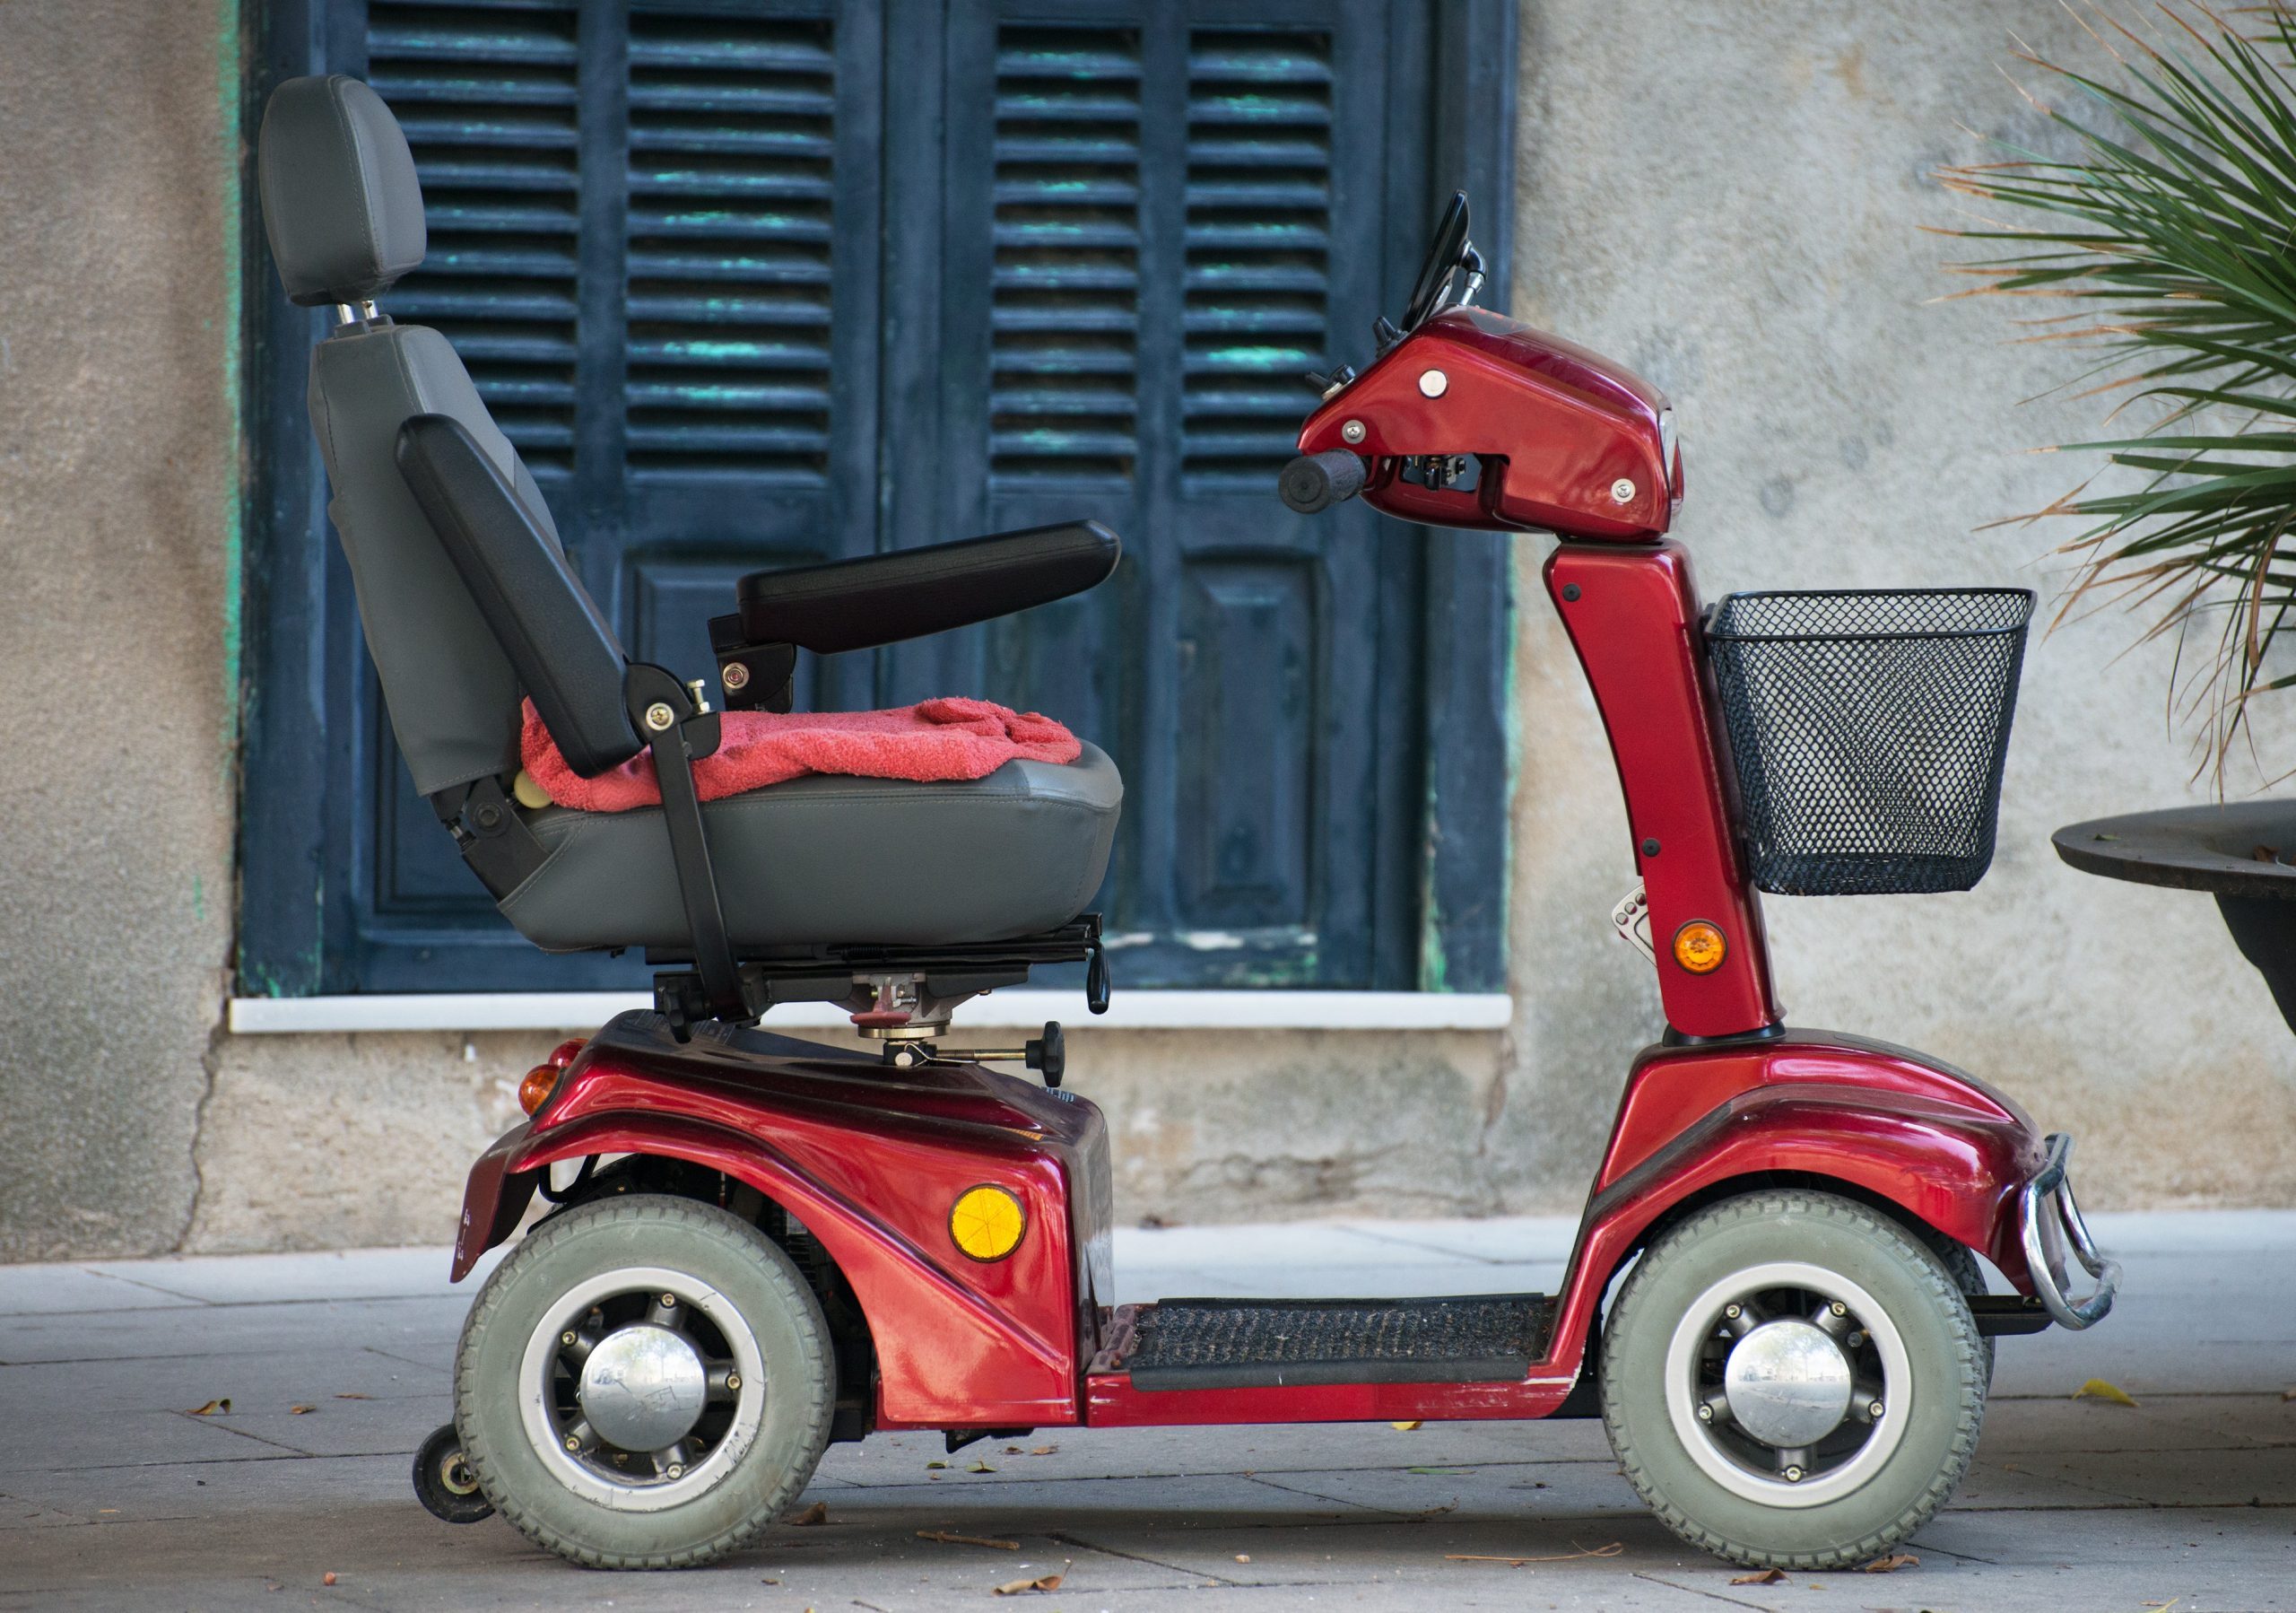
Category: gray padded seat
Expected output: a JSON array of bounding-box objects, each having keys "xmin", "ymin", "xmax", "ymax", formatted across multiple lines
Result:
[
  {"xmin": 258, "ymin": 75, "xmax": 1121, "ymax": 955},
  {"xmin": 502, "ymin": 745, "xmax": 1121, "ymax": 952}
]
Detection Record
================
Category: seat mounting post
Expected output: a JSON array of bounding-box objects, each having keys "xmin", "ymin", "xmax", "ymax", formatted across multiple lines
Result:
[{"xmin": 624, "ymin": 661, "xmax": 749, "ymax": 1028}]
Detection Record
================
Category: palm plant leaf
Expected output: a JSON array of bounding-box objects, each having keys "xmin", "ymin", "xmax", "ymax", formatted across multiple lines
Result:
[{"xmin": 1944, "ymin": 4, "xmax": 2296, "ymax": 776}]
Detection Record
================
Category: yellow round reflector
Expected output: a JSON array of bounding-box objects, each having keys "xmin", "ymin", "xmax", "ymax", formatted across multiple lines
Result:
[
  {"xmin": 1672, "ymin": 920, "xmax": 1727, "ymax": 975},
  {"xmin": 949, "ymin": 1184, "xmax": 1027, "ymax": 1262}
]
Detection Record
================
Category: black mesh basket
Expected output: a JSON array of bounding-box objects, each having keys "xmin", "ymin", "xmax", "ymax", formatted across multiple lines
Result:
[{"xmin": 1706, "ymin": 588, "xmax": 2035, "ymax": 896}]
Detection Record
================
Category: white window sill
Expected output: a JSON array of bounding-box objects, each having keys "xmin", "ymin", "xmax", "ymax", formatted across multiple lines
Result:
[{"xmin": 224, "ymin": 990, "xmax": 1513, "ymax": 1036}]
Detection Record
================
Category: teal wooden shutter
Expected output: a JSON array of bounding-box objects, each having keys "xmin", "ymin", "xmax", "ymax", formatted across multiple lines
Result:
[{"xmin": 918, "ymin": 2, "xmax": 1408, "ymax": 988}]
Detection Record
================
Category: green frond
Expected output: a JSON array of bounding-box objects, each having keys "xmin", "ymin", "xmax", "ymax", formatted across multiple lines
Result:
[{"xmin": 1947, "ymin": 3, "xmax": 2296, "ymax": 780}]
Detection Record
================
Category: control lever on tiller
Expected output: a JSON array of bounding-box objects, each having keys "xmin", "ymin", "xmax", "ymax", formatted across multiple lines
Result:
[{"xmin": 1278, "ymin": 449, "xmax": 1368, "ymax": 514}]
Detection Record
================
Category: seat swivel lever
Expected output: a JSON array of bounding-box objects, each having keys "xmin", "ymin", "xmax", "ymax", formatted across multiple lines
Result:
[{"xmin": 961, "ymin": 1023, "xmax": 1066, "ymax": 1087}]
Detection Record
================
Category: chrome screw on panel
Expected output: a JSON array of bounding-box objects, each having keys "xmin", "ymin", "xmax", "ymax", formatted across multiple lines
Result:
[
  {"xmin": 726, "ymin": 1373, "xmax": 741, "ymax": 1391},
  {"xmin": 644, "ymin": 702, "xmax": 676, "ymax": 732},
  {"xmin": 1611, "ymin": 477, "xmax": 1637, "ymax": 503},
  {"xmin": 1419, "ymin": 369, "xmax": 1449, "ymax": 397},
  {"xmin": 562, "ymin": 1330, "xmax": 577, "ymax": 1346},
  {"xmin": 1341, "ymin": 419, "xmax": 1367, "ymax": 444},
  {"xmin": 1868, "ymin": 1399, "xmax": 1886, "ymax": 1419},
  {"xmin": 722, "ymin": 661, "xmax": 751, "ymax": 692},
  {"xmin": 1782, "ymin": 1464, "xmax": 1805, "ymax": 1483}
]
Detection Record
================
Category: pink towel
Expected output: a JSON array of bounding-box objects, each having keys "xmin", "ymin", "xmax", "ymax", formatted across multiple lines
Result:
[{"xmin": 520, "ymin": 696, "xmax": 1083, "ymax": 814}]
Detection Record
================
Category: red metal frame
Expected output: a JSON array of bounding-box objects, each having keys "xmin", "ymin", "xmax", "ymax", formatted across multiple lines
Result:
[{"xmin": 448, "ymin": 295, "xmax": 2061, "ymax": 1436}]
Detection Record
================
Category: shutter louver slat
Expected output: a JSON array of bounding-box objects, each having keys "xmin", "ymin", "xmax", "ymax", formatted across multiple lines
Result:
[
  {"xmin": 369, "ymin": 0, "xmax": 582, "ymax": 472},
  {"xmin": 1183, "ymin": 29, "xmax": 1334, "ymax": 484},
  {"xmin": 624, "ymin": 9, "xmax": 837, "ymax": 482},
  {"xmin": 990, "ymin": 26, "xmax": 1143, "ymax": 484}
]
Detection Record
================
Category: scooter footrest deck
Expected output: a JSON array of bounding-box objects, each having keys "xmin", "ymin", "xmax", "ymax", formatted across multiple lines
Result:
[{"xmin": 1112, "ymin": 1295, "xmax": 1552, "ymax": 1391}]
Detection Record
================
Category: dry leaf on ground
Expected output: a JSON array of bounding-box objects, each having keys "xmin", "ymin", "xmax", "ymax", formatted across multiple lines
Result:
[
  {"xmin": 968, "ymin": 1460, "xmax": 996, "ymax": 1473},
  {"xmin": 926, "ymin": 1460, "xmax": 948, "ymax": 1469},
  {"xmin": 1731, "ymin": 1568, "xmax": 1787, "ymax": 1584},
  {"xmin": 322, "ymin": 1573, "xmax": 336, "ymax": 1586},
  {"xmin": 788, "ymin": 1501, "xmax": 828, "ymax": 1525},
  {"xmin": 290, "ymin": 1405, "xmax": 316, "ymax": 1415},
  {"xmin": 1030, "ymin": 1444, "xmax": 1058, "ymax": 1455},
  {"xmin": 1860, "ymin": 1553, "xmax": 1918, "ymax": 1573},
  {"xmin": 1390, "ymin": 1419, "xmax": 1423, "ymax": 1430},
  {"xmin": 187, "ymin": 1399, "xmax": 230, "ymax": 1417},
  {"xmin": 991, "ymin": 1572, "xmax": 1064, "ymax": 1595},
  {"xmin": 1234, "ymin": 1554, "xmax": 1250, "ymax": 1563},
  {"xmin": 914, "ymin": 1529, "xmax": 1018, "ymax": 1551},
  {"xmin": 2073, "ymin": 1378, "xmax": 2140, "ymax": 1407},
  {"xmin": 334, "ymin": 1393, "xmax": 371, "ymax": 1401}
]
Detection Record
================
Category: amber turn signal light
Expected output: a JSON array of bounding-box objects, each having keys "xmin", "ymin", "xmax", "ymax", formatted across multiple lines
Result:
[
  {"xmin": 1672, "ymin": 920, "xmax": 1727, "ymax": 974},
  {"xmin": 518, "ymin": 1038, "xmax": 587, "ymax": 1116},
  {"xmin": 517, "ymin": 1064, "xmax": 560, "ymax": 1116}
]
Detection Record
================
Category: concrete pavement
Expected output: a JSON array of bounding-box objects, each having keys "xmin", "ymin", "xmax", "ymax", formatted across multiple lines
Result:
[{"xmin": 1, "ymin": 1211, "xmax": 2291, "ymax": 1610}]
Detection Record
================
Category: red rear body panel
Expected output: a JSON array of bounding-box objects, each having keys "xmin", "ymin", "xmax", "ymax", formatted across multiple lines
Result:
[{"xmin": 456, "ymin": 1017, "xmax": 1112, "ymax": 1430}]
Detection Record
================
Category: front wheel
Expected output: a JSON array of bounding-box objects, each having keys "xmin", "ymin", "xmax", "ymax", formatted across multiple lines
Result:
[{"xmin": 1600, "ymin": 1190, "xmax": 1987, "ymax": 1571}]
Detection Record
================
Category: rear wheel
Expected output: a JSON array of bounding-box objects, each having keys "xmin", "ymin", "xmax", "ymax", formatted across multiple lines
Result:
[
  {"xmin": 454, "ymin": 1194, "xmax": 835, "ymax": 1569},
  {"xmin": 1599, "ymin": 1190, "xmax": 1986, "ymax": 1570}
]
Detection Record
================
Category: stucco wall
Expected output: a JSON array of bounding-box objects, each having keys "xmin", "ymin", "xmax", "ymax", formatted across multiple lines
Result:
[
  {"xmin": 1497, "ymin": 0, "xmax": 2296, "ymax": 1210},
  {"xmin": 7, "ymin": 1, "xmax": 2293, "ymax": 1260},
  {"xmin": 0, "ymin": 1, "xmax": 239, "ymax": 1260}
]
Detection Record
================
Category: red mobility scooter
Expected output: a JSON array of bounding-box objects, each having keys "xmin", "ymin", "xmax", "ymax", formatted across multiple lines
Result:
[{"xmin": 257, "ymin": 77, "xmax": 2117, "ymax": 1572}]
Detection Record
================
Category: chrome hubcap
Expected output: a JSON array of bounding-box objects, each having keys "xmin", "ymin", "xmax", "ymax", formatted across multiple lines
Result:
[
  {"xmin": 578, "ymin": 1324, "xmax": 708, "ymax": 1452},
  {"xmin": 1723, "ymin": 1318, "xmax": 1853, "ymax": 1448},
  {"xmin": 1663, "ymin": 1260, "xmax": 1911, "ymax": 1508},
  {"xmin": 517, "ymin": 1266, "xmax": 767, "ymax": 1512}
]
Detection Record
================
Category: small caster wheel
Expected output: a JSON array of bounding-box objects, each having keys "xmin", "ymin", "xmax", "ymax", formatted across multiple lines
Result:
[{"xmin": 413, "ymin": 1422, "xmax": 494, "ymax": 1524}]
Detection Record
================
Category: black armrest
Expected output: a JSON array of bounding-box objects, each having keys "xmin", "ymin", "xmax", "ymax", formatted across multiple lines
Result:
[
  {"xmin": 396, "ymin": 414, "xmax": 639, "ymax": 778},
  {"xmin": 735, "ymin": 519, "xmax": 1120, "ymax": 655}
]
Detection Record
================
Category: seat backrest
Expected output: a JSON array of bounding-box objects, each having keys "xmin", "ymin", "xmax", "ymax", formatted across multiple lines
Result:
[{"xmin": 256, "ymin": 74, "xmax": 619, "ymax": 798}]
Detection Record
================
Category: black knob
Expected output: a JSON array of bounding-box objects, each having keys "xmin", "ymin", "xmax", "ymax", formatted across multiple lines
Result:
[
  {"xmin": 1025, "ymin": 1021, "xmax": 1065, "ymax": 1088},
  {"xmin": 1278, "ymin": 449, "xmax": 1369, "ymax": 514}
]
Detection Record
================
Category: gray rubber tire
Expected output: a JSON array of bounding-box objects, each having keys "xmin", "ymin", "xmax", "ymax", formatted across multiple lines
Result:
[
  {"xmin": 1599, "ymin": 1190, "xmax": 1987, "ymax": 1571},
  {"xmin": 454, "ymin": 1194, "xmax": 835, "ymax": 1569},
  {"xmin": 1918, "ymin": 1229, "xmax": 1996, "ymax": 1388}
]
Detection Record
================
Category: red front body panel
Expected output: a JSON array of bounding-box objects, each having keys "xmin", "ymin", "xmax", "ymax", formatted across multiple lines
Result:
[
  {"xmin": 455, "ymin": 1017, "xmax": 1113, "ymax": 1430},
  {"xmin": 1084, "ymin": 1028, "xmax": 2044, "ymax": 1426},
  {"xmin": 1298, "ymin": 307, "xmax": 1679, "ymax": 538}
]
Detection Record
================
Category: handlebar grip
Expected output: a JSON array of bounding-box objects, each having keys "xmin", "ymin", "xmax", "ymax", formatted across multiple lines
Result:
[{"xmin": 1278, "ymin": 449, "xmax": 1368, "ymax": 514}]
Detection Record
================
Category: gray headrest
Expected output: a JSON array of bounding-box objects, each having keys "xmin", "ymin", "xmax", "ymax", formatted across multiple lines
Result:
[{"xmin": 257, "ymin": 76, "xmax": 426, "ymax": 309}]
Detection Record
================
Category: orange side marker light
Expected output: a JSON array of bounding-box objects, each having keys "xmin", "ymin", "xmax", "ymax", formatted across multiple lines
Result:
[{"xmin": 1672, "ymin": 920, "xmax": 1727, "ymax": 974}]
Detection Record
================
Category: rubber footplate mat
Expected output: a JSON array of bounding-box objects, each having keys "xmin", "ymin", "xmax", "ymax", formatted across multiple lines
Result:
[{"xmin": 1122, "ymin": 1294, "xmax": 1550, "ymax": 1390}]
